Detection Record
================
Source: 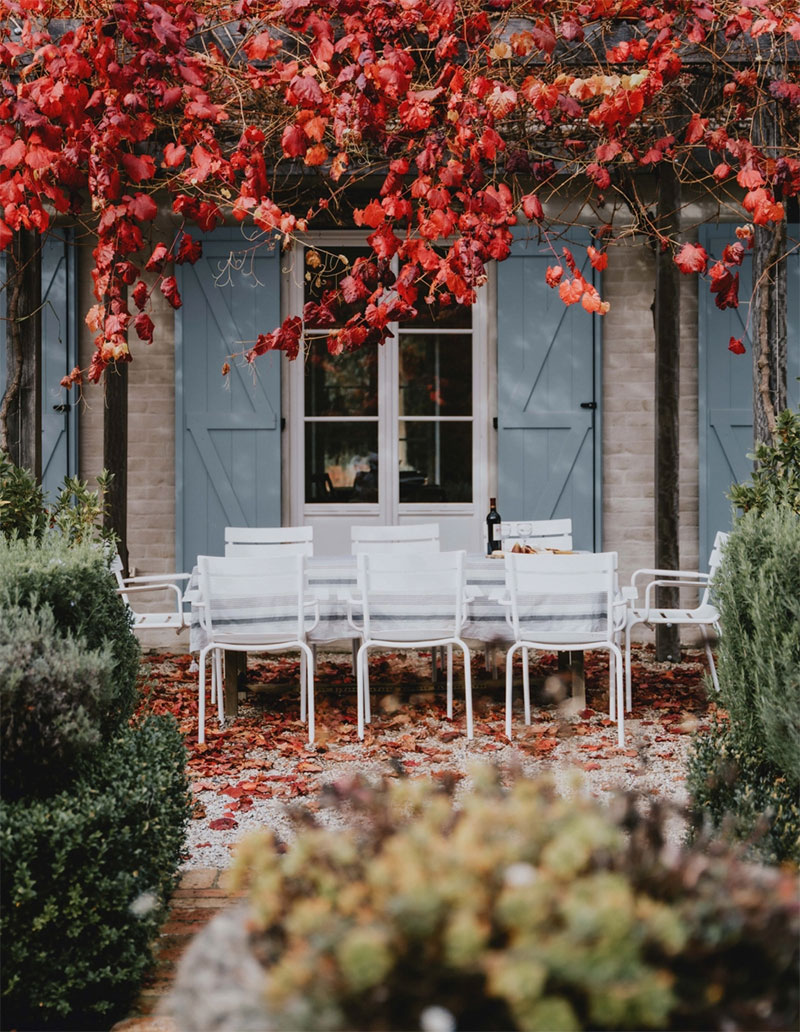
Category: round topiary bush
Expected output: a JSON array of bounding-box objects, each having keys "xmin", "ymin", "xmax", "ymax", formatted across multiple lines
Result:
[
  {"xmin": 0, "ymin": 604, "xmax": 116, "ymax": 800},
  {"xmin": 1, "ymin": 715, "xmax": 191, "ymax": 1031},
  {"xmin": 0, "ymin": 536, "xmax": 140, "ymax": 731},
  {"xmin": 164, "ymin": 772, "xmax": 799, "ymax": 1032}
]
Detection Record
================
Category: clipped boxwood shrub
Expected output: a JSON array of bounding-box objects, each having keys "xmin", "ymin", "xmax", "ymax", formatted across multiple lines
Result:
[
  {"xmin": 1, "ymin": 715, "xmax": 191, "ymax": 1031},
  {"xmin": 0, "ymin": 536, "xmax": 140, "ymax": 731},
  {"xmin": 204, "ymin": 772, "xmax": 799, "ymax": 1032},
  {"xmin": 689, "ymin": 503, "xmax": 800, "ymax": 862},
  {"xmin": 688, "ymin": 714, "xmax": 799, "ymax": 865},
  {"xmin": 0, "ymin": 604, "xmax": 115, "ymax": 801}
]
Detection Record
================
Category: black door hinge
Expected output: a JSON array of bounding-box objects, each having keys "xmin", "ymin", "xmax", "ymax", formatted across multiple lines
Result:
[
  {"xmin": 580, "ymin": 402, "xmax": 597, "ymax": 410},
  {"xmin": 53, "ymin": 403, "xmax": 71, "ymax": 413},
  {"xmin": 492, "ymin": 416, "xmax": 498, "ymax": 429},
  {"xmin": 280, "ymin": 417, "xmax": 286, "ymax": 431}
]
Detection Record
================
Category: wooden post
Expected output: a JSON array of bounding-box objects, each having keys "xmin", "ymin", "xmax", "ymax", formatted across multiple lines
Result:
[
  {"xmin": 752, "ymin": 70, "xmax": 788, "ymax": 448},
  {"xmin": 104, "ymin": 360, "xmax": 128, "ymax": 573},
  {"xmin": 653, "ymin": 163, "xmax": 681, "ymax": 663},
  {"xmin": 1, "ymin": 230, "xmax": 42, "ymax": 476}
]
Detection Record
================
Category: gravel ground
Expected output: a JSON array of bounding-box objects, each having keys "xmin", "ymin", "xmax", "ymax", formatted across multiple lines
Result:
[{"xmin": 139, "ymin": 647, "xmax": 711, "ymax": 871}]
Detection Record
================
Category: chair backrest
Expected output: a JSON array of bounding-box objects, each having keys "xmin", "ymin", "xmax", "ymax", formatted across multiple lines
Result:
[
  {"xmin": 499, "ymin": 519, "xmax": 573, "ymax": 551},
  {"xmin": 224, "ymin": 526, "xmax": 313, "ymax": 557},
  {"xmin": 350, "ymin": 523, "xmax": 440, "ymax": 555},
  {"xmin": 504, "ymin": 551, "xmax": 617, "ymax": 643},
  {"xmin": 198, "ymin": 553, "xmax": 307, "ymax": 641},
  {"xmin": 702, "ymin": 530, "xmax": 730, "ymax": 606},
  {"xmin": 357, "ymin": 550, "xmax": 465, "ymax": 641},
  {"xmin": 110, "ymin": 552, "xmax": 130, "ymax": 605}
]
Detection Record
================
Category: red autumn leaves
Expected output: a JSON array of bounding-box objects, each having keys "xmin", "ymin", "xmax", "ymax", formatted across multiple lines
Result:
[{"xmin": 1, "ymin": 1, "xmax": 799, "ymax": 379}]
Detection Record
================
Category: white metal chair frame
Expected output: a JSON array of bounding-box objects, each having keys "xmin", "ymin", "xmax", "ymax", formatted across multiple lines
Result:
[
  {"xmin": 499, "ymin": 519, "xmax": 573, "ymax": 552},
  {"xmin": 346, "ymin": 550, "xmax": 474, "ymax": 741},
  {"xmin": 500, "ymin": 552, "xmax": 625, "ymax": 746},
  {"xmin": 195, "ymin": 553, "xmax": 319, "ymax": 745},
  {"xmin": 112, "ymin": 554, "xmax": 190, "ymax": 633},
  {"xmin": 624, "ymin": 531, "xmax": 729, "ymax": 707},
  {"xmin": 350, "ymin": 523, "xmax": 442, "ymax": 681},
  {"xmin": 224, "ymin": 526, "xmax": 314, "ymax": 557}
]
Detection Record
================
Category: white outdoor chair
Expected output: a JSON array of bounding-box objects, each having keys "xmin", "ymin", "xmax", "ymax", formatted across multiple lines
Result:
[
  {"xmin": 111, "ymin": 553, "xmax": 190, "ymax": 634},
  {"xmin": 195, "ymin": 553, "xmax": 318, "ymax": 745},
  {"xmin": 347, "ymin": 550, "xmax": 473, "ymax": 741},
  {"xmin": 224, "ymin": 526, "xmax": 313, "ymax": 557},
  {"xmin": 350, "ymin": 523, "xmax": 440, "ymax": 554},
  {"xmin": 350, "ymin": 523, "xmax": 442, "ymax": 678},
  {"xmin": 501, "ymin": 551, "xmax": 625, "ymax": 746},
  {"xmin": 624, "ymin": 531, "xmax": 729, "ymax": 707},
  {"xmin": 499, "ymin": 519, "xmax": 573, "ymax": 551}
]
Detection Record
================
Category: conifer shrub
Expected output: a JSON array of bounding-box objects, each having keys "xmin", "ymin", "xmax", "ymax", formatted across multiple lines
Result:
[
  {"xmin": 222, "ymin": 772, "xmax": 799, "ymax": 1032},
  {"xmin": 0, "ymin": 604, "xmax": 115, "ymax": 801},
  {"xmin": 0, "ymin": 536, "xmax": 140, "ymax": 729},
  {"xmin": 1, "ymin": 716, "xmax": 191, "ymax": 1031},
  {"xmin": 688, "ymin": 503, "xmax": 800, "ymax": 862}
]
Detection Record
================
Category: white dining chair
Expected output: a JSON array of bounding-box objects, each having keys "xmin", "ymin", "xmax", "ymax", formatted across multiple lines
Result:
[
  {"xmin": 195, "ymin": 553, "xmax": 318, "ymax": 745},
  {"xmin": 111, "ymin": 553, "xmax": 190, "ymax": 634},
  {"xmin": 501, "ymin": 551, "xmax": 625, "ymax": 746},
  {"xmin": 347, "ymin": 550, "xmax": 473, "ymax": 741},
  {"xmin": 624, "ymin": 531, "xmax": 729, "ymax": 707},
  {"xmin": 499, "ymin": 519, "xmax": 573, "ymax": 551},
  {"xmin": 350, "ymin": 523, "xmax": 440, "ymax": 554},
  {"xmin": 224, "ymin": 526, "xmax": 313, "ymax": 557}
]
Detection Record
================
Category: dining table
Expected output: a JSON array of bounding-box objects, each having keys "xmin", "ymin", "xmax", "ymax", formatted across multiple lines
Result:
[{"xmin": 183, "ymin": 554, "xmax": 591, "ymax": 720}]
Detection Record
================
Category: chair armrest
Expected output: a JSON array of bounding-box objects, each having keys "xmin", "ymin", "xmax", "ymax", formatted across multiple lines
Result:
[
  {"xmin": 345, "ymin": 594, "xmax": 364, "ymax": 634},
  {"xmin": 303, "ymin": 597, "xmax": 320, "ymax": 634},
  {"xmin": 631, "ymin": 568, "xmax": 708, "ymax": 590},
  {"xmin": 643, "ymin": 578, "xmax": 711, "ymax": 611},
  {"xmin": 124, "ymin": 572, "xmax": 191, "ymax": 585},
  {"xmin": 117, "ymin": 582, "xmax": 184, "ymax": 615},
  {"xmin": 619, "ymin": 586, "xmax": 638, "ymax": 602}
]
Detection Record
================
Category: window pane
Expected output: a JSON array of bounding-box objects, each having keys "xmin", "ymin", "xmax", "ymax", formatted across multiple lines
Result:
[
  {"xmin": 305, "ymin": 337, "xmax": 378, "ymax": 417},
  {"xmin": 305, "ymin": 422, "xmax": 379, "ymax": 503},
  {"xmin": 399, "ymin": 298, "xmax": 472, "ymax": 330},
  {"xmin": 399, "ymin": 334, "xmax": 472, "ymax": 416},
  {"xmin": 399, "ymin": 421, "xmax": 472, "ymax": 503},
  {"xmin": 304, "ymin": 246, "xmax": 372, "ymax": 326}
]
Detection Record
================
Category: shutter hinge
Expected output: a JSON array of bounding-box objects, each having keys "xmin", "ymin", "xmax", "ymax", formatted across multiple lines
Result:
[
  {"xmin": 53, "ymin": 403, "xmax": 71, "ymax": 413},
  {"xmin": 580, "ymin": 402, "xmax": 597, "ymax": 410},
  {"xmin": 492, "ymin": 416, "xmax": 498, "ymax": 430}
]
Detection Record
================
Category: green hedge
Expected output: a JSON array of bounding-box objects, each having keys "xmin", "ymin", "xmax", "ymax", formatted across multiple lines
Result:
[
  {"xmin": 1, "ymin": 716, "xmax": 191, "ymax": 1030},
  {"xmin": 0, "ymin": 537, "xmax": 140, "ymax": 732},
  {"xmin": 0, "ymin": 605, "xmax": 116, "ymax": 801},
  {"xmin": 688, "ymin": 503, "xmax": 800, "ymax": 862}
]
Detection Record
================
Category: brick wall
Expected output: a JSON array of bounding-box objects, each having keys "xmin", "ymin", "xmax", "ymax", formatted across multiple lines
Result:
[
  {"xmin": 602, "ymin": 238, "xmax": 702, "ymax": 640},
  {"xmin": 78, "ymin": 238, "xmax": 187, "ymax": 647}
]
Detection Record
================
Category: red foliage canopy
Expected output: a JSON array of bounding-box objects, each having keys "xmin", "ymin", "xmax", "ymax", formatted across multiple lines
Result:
[{"xmin": 1, "ymin": 0, "xmax": 798, "ymax": 381}]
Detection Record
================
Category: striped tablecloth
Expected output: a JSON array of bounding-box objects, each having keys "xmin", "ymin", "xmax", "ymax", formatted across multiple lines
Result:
[{"xmin": 185, "ymin": 555, "xmax": 524, "ymax": 653}]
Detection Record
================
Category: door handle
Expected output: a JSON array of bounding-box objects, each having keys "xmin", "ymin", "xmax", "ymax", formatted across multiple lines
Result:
[
  {"xmin": 53, "ymin": 403, "xmax": 71, "ymax": 413},
  {"xmin": 580, "ymin": 402, "xmax": 597, "ymax": 410}
]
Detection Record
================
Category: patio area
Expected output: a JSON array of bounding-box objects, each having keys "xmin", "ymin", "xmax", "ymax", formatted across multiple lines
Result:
[{"xmin": 137, "ymin": 643, "xmax": 713, "ymax": 871}]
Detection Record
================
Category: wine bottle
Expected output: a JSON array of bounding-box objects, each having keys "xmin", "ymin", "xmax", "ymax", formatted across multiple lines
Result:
[{"xmin": 486, "ymin": 497, "xmax": 502, "ymax": 554}]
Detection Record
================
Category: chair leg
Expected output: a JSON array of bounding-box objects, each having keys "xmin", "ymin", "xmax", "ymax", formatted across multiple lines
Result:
[
  {"xmin": 505, "ymin": 644, "xmax": 516, "ymax": 739},
  {"xmin": 701, "ymin": 626, "xmax": 720, "ymax": 694},
  {"xmin": 300, "ymin": 650, "xmax": 307, "ymax": 723},
  {"xmin": 198, "ymin": 646, "xmax": 210, "ymax": 745},
  {"xmin": 431, "ymin": 645, "xmax": 439, "ymax": 684},
  {"xmin": 446, "ymin": 644, "xmax": 454, "ymax": 719},
  {"xmin": 460, "ymin": 642, "xmax": 473, "ymax": 740},
  {"xmin": 351, "ymin": 638, "xmax": 358, "ymax": 679},
  {"xmin": 300, "ymin": 643, "xmax": 315, "ymax": 744},
  {"xmin": 611, "ymin": 643, "xmax": 625, "ymax": 747},
  {"xmin": 363, "ymin": 649, "xmax": 371, "ymax": 724},
  {"xmin": 522, "ymin": 646, "xmax": 531, "ymax": 725},
  {"xmin": 215, "ymin": 649, "xmax": 224, "ymax": 726},
  {"xmin": 356, "ymin": 643, "xmax": 369, "ymax": 740}
]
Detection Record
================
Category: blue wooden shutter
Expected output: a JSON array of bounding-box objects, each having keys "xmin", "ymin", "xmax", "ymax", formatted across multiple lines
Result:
[
  {"xmin": 497, "ymin": 229, "xmax": 601, "ymax": 551},
  {"xmin": 0, "ymin": 231, "xmax": 77, "ymax": 493},
  {"xmin": 698, "ymin": 224, "xmax": 800, "ymax": 565},
  {"xmin": 176, "ymin": 228, "xmax": 282, "ymax": 572}
]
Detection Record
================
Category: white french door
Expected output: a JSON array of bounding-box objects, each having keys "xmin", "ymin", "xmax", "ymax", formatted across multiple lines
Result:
[{"xmin": 288, "ymin": 235, "xmax": 489, "ymax": 555}]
